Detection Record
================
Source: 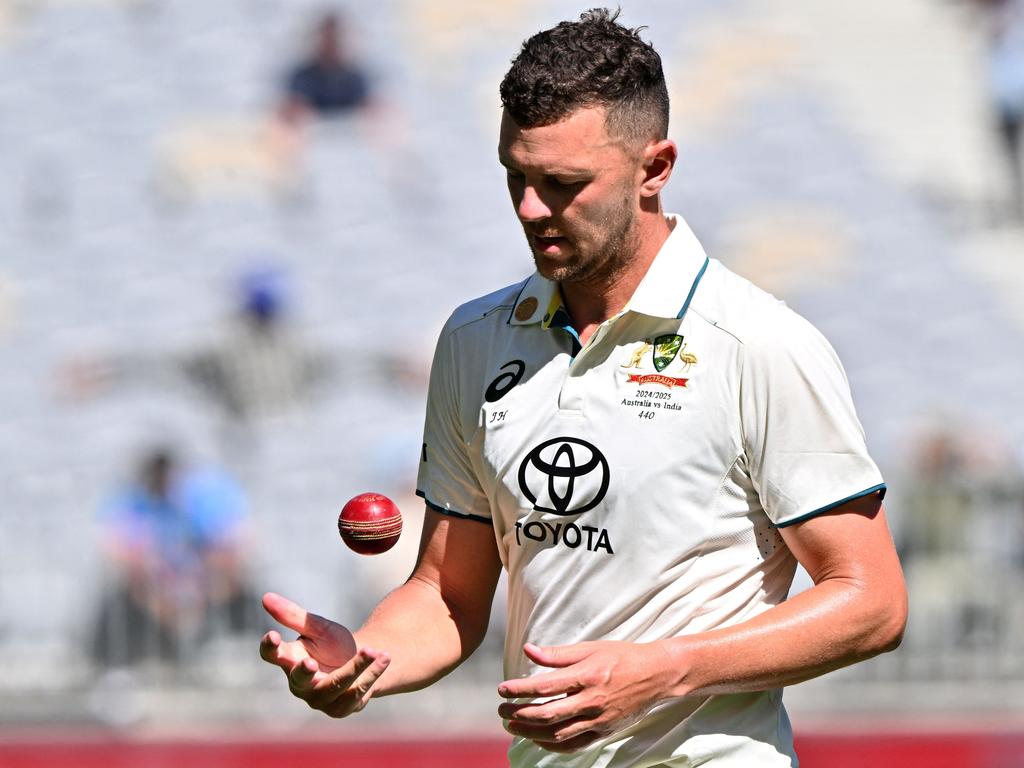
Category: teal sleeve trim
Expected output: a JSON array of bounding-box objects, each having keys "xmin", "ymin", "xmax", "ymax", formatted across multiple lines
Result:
[
  {"xmin": 676, "ymin": 255, "xmax": 710, "ymax": 320},
  {"xmin": 416, "ymin": 490, "xmax": 492, "ymax": 525},
  {"xmin": 775, "ymin": 483, "xmax": 888, "ymax": 529}
]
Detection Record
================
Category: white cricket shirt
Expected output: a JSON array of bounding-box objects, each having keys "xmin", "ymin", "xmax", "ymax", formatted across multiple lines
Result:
[{"xmin": 416, "ymin": 214, "xmax": 884, "ymax": 767}]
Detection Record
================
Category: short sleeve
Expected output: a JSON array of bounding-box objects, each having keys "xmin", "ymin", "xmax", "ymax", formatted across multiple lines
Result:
[
  {"xmin": 416, "ymin": 324, "xmax": 492, "ymax": 524},
  {"xmin": 740, "ymin": 307, "xmax": 885, "ymax": 527}
]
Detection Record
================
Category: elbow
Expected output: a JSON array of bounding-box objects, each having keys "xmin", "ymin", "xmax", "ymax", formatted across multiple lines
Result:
[
  {"xmin": 865, "ymin": 581, "xmax": 908, "ymax": 656},
  {"xmin": 875, "ymin": 604, "xmax": 907, "ymax": 655},
  {"xmin": 885, "ymin": 590, "xmax": 909, "ymax": 653}
]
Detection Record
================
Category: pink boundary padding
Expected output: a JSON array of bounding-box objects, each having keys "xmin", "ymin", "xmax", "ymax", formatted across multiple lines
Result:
[{"xmin": 0, "ymin": 732, "xmax": 1023, "ymax": 767}]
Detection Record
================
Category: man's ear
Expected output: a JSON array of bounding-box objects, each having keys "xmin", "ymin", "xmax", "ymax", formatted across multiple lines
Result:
[{"xmin": 639, "ymin": 139, "xmax": 677, "ymax": 197}]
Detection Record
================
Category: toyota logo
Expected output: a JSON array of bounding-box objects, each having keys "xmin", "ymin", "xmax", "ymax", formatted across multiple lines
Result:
[{"xmin": 517, "ymin": 437, "xmax": 610, "ymax": 516}]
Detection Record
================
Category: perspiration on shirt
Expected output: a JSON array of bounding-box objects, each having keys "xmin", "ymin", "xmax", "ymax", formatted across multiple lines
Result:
[{"xmin": 416, "ymin": 214, "xmax": 884, "ymax": 767}]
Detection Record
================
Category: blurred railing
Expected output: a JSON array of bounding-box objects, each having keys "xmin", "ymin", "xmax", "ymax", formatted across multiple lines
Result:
[
  {"xmin": 1, "ymin": 477, "xmax": 1021, "ymax": 727},
  {"xmin": 789, "ymin": 475, "xmax": 1024, "ymax": 714}
]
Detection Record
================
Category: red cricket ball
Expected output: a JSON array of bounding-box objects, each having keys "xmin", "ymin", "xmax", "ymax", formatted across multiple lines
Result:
[{"xmin": 338, "ymin": 492, "xmax": 403, "ymax": 555}]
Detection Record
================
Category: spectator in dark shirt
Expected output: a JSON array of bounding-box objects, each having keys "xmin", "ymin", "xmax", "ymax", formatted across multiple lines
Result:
[{"xmin": 280, "ymin": 11, "xmax": 373, "ymax": 124}]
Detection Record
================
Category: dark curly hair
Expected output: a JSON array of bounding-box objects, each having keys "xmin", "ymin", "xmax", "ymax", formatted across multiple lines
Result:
[{"xmin": 499, "ymin": 8, "xmax": 669, "ymax": 146}]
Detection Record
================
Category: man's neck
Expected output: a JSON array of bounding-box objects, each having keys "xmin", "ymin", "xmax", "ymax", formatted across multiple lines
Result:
[{"xmin": 561, "ymin": 212, "xmax": 673, "ymax": 345}]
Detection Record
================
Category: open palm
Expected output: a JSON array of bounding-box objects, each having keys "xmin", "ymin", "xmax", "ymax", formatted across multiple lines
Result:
[{"xmin": 259, "ymin": 592, "xmax": 390, "ymax": 718}]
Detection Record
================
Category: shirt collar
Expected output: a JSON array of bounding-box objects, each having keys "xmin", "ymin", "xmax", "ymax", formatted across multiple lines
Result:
[
  {"xmin": 508, "ymin": 213, "xmax": 710, "ymax": 327},
  {"xmin": 507, "ymin": 270, "xmax": 562, "ymax": 327}
]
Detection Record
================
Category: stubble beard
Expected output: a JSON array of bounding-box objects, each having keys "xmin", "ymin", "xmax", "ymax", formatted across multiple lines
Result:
[{"xmin": 528, "ymin": 202, "xmax": 638, "ymax": 290}]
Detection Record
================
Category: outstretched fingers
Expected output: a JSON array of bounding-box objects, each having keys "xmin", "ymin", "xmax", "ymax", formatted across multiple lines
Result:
[
  {"xmin": 315, "ymin": 648, "xmax": 392, "ymax": 717},
  {"xmin": 259, "ymin": 629, "xmax": 282, "ymax": 661},
  {"xmin": 260, "ymin": 592, "xmax": 385, "ymax": 718},
  {"xmin": 262, "ymin": 592, "xmax": 331, "ymax": 638},
  {"xmin": 260, "ymin": 630, "xmax": 290, "ymax": 666},
  {"xmin": 260, "ymin": 629, "xmax": 308, "ymax": 670},
  {"xmin": 288, "ymin": 656, "xmax": 321, "ymax": 697}
]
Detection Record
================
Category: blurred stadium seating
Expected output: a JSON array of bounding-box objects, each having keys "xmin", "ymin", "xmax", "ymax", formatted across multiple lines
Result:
[{"xmin": 1, "ymin": 0, "xmax": 1023, "ymax": 764}]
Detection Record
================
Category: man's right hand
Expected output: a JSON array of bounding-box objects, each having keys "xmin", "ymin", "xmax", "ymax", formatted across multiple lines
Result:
[{"xmin": 259, "ymin": 592, "xmax": 390, "ymax": 718}]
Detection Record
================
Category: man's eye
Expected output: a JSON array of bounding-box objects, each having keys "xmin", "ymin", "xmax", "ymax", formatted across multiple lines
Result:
[{"xmin": 549, "ymin": 177, "xmax": 585, "ymax": 188}]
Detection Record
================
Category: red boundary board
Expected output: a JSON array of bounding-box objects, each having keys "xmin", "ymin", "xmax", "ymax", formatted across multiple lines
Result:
[
  {"xmin": 0, "ymin": 738, "xmax": 508, "ymax": 768},
  {"xmin": 0, "ymin": 731, "xmax": 1022, "ymax": 767},
  {"xmin": 794, "ymin": 731, "xmax": 1024, "ymax": 768}
]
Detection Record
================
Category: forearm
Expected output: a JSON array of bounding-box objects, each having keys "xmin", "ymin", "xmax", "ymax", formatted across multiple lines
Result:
[
  {"xmin": 660, "ymin": 577, "xmax": 906, "ymax": 698},
  {"xmin": 353, "ymin": 575, "xmax": 488, "ymax": 697}
]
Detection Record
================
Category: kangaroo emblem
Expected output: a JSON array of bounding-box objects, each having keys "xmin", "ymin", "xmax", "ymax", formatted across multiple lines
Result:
[{"xmin": 621, "ymin": 342, "xmax": 652, "ymax": 369}]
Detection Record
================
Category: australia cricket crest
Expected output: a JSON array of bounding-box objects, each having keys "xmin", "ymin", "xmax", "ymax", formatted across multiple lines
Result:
[
  {"xmin": 653, "ymin": 334, "xmax": 684, "ymax": 372},
  {"xmin": 621, "ymin": 334, "xmax": 697, "ymax": 389}
]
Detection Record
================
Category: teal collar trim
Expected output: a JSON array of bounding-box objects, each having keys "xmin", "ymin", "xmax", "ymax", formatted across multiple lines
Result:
[
  {"xmin": 623, "ymin": 214, "xmax": 711, "ymax": 321},
  {"xmin": 677, "ymin": 256, "xmax": 709, "ymax": 320}
]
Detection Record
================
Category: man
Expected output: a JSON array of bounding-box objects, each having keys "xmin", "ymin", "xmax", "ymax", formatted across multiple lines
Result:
[
  {"xmin": 980, "ymin": 0, "xmax": 1024, "ymax": 217},
  {"xmin": 260, "ymin": 9, "xmax": 906, "ymax": 766},
  {"xmin": 279, "ymin": 11, "xmax": 373, "ymax": 123},
  {"xmin": 94, "ymin": 448, "xmax": 254, "ymax": 667}
]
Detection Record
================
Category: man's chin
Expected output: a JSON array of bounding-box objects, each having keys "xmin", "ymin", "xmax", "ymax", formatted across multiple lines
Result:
[{"xmin": 533, "ymin": 255, "xmax": 576, "ymax": 283}]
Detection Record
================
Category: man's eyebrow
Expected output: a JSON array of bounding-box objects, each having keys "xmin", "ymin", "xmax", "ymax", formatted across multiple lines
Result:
[{"xmin": 497, "ymin": 157, "xmax": 592, "ymax": 177}]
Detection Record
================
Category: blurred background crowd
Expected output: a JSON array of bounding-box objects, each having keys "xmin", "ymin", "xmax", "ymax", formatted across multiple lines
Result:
[{"xmin": 1, "ymin": 0, "xmax": 1024, "ymax": 739}]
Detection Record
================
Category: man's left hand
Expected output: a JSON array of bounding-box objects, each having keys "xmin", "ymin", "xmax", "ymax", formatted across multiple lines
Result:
[{"xmin": 497, "ymin": 640, "xmax": 677, "ymax": 754}]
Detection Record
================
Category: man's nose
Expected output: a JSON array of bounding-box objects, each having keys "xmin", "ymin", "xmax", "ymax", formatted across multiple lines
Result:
[{"xmin": 516, "ymin": 184, "xmax": 551, "ymax": 223}]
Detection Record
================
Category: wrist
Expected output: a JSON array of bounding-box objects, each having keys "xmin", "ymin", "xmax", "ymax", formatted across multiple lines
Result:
[{"xmin": 653, "ymin": 635, "xmax": 698, "ymax": 698}]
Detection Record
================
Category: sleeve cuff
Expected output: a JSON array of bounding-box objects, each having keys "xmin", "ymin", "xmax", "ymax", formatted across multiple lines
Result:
[
  {"xmin": 416, "ymin": 490, "xmax": 492, "ymax": 525},
  {"xmin": 775, "ymin": 483, "xmax": 887, "ymax": 528}
]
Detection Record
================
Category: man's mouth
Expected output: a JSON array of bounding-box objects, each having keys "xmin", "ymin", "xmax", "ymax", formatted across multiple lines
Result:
[{"xmin": 531, "ymin": 234, "xmax": 567, "ymax": 253}]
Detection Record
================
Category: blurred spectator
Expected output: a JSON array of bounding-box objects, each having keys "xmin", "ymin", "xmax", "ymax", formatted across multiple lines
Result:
[
  {"xmin": 899, "ymin": 428, "xmax": 972, "ymax": 563},
  {"xmin": 180, "ymin": 267, "xmax": 331, "ymax": 428},
  {"xmin": 899, "ymin": 421, "xmax": 1024, "ymax": 647},
  {"xmin": 91, "ymin": 447, "xmax": 256, "ymax": 668},
  {"xmin": 967, "ymin": 0, "xmax": 1024, "ymax": 217},
  {"xmin": 278, "ymin": 10, "xmax": 374, "ymax": 126},
  {"xmin": 988, "ymin": 0, "xmax": 1024, "ymax": 217},
  {"xmin": 271, "ymin": 8, "xmax": 432, "ymax": 206},
  {"xmin": 60, "ymin": 266, "xmax": 334, "ymax": 462}
]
